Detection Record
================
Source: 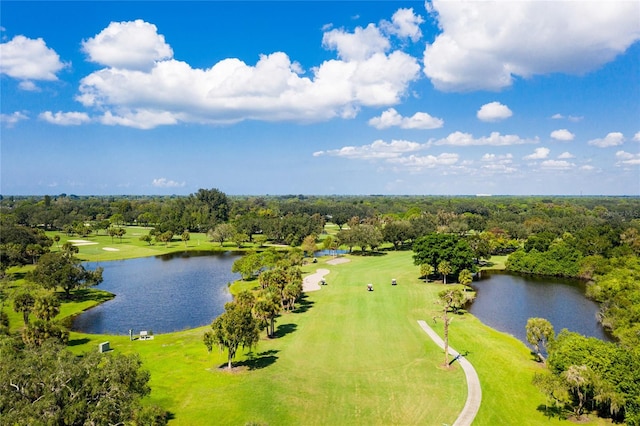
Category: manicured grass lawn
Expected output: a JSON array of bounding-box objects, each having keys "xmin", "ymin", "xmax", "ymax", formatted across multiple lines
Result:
[
  {"xmin": 47, "ymin": 227, "xmax": 226, "ymax": 262},
  {"xmin": 6, "ymin": 247, "xmax": 609, "ymax": 425}
]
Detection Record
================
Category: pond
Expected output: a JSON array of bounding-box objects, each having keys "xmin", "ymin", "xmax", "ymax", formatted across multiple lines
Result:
[
  {"xmin": 469, "ymin": 271, "xmax": 611, "ymax": 345},
  {"xmin": 72, "ymin": 251, "xmax": 241, "ymax": 335}
]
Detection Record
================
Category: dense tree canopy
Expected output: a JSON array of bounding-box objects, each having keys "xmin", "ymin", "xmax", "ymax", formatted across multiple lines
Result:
[
  {"xmin": 29, "ymin": 252, "xmax": 103, "ymax": 299},
  {"xmin": 0, "ymin": 338, "xmax": 164, "ymax": 425},
  {"xmin": 413, "ymin": 233, "xmax": 476, "ymax": 280}
]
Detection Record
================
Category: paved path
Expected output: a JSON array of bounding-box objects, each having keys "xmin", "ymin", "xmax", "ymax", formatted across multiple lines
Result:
[{"xmin": 417, "ymin": 320, "xmax": 482, "ymax": 426}]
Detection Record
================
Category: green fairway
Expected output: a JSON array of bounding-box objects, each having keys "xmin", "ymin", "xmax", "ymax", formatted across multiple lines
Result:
[
  {"xmin": 47, "ymin": 227, "xmax": 230, "ymax": 262},
  {"xmin": 61, "ymin": 250, "xmax": 611, "ymax": 425}
]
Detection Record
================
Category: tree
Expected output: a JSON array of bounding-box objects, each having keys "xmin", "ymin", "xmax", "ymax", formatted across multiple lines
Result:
[
  {"xmin": 195, "ymin": 187, "xmax": 229, "ymax": 225},
  {"xmin": 22, "ymin": 319, "xmax": 69, "ymax": 346},
  {"xmin": 437, "ymin": 288, "xmax": 462, "ymax": 367},
  {"xmin": 61, "ymin": 241, "xmax": 79, "ymax": 257},
  {"xmin": 156, "ymin": 230, "xmax": 173, "ymax": 246},
  {"xmin": 563, "ymin": 365, "xmax": 593, "ymax": 418},
  {"xmin": 205, "ymin": 300, "xmax": 260, "ymax": 369},
  {"xmin": 253, "ymin": 290, "xmax": 280, "ymax": 338},
  {"xmin": 208, "ymin": 223, "xmax": 236, "ymax": 246},
  {"xmin": 232, "ymin": 252, "xmax": 263, "ymax": 280},
  {"xmin": 457, "ymin": 269, "xmax": 473, "ymax": 286},
  {"xmin": 233, "ymin": 232, "xmax": 250, "ymax": 248},
  {"xmin": 181, "ymin": 230, "xmax": 190, "ymax": 247},
  {"xmin": 30, "ymin": 252, "xmax": 103, "ymax": 299},
  {"xmin": 32, "ymin": 291, "xmax": 60, "ymax": 322},
  {"xmin": 283, "ymin": 281, "xmax": 303, "ymax": 312},
  {"xmin": 413, "ymin": 233, "xmax": 476, "ymax": 278},
  {"xmin": 420, "ymin": 263, "xmax": 434, "ymax": 281},
  {"xmin": 0, "ymin": 339, "xmax": 161, "ymax": 425},
  {"xmin": 139, "ymin": 234, "xmax": 153, "ymax": 245},
  {"xmin": 382, "ymin": 220, "xmax": 412, "ymax": 250},
  {"xmin": 438, "ymin": 260, "xmax": 452, "ymax": 284},
  {"xmin": 115, "ymin": 227, "xmax": 126, "ymax": 242},
  {"xmin": 526, "ymin": 317, "xmax": 555, "ymax": 363},
  {"xmin": 352, "ymin": 224, "xmax": 383, "ymax": 253},
  {"xmin": 13, "ymin": 291, "xmax": 35, "ymax": 325},
  {"xmin": 301, "ymin": 234, "xmax": 317, "ymax": 258}
]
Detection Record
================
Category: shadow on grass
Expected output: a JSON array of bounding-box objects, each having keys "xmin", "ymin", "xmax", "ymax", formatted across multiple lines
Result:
[
  {"xmin": 234, "ymin": 349, "xmax": 280, "ymax": 370},
  {"xmin": 293, "ymin": 294, "xmax": 314, "ymax": 314},
  {"xmin": 68, "ymin": 337, "xmax": 91, "ymax": 347},
  {"xmin": 67, "ymin": 288, "xmax": 114, "ymax": 303},
  {"xmin": 273, "ymin": 323, "xmax": 297, "ymax": 338},
  {"xmin": 352, "ymin": 250, "xmax": 388, "ymax": 257},
  {"xmin": 536, "ymin": 404, "xmax": 567, "ymax": 420}
]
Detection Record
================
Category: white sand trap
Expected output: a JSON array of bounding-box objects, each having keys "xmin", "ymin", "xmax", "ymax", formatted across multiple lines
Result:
[
  {"xmin": 326, "ymin": 257, "xmax": 351, "ymax": 265},
  {"xmin": 68, "ymin": 239, "xmax": 98, "ymax": 246},
  {"xmin": 303, "ymin": 268, "xmax": 330, "ymax": 292},
  {"xmin": 102, "ymin": 247, "xmax": 120, "ymax": 252}
]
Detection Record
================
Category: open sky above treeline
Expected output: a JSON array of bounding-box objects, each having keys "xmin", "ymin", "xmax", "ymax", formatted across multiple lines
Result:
[{"xmin": 1, "ymin": 1, "xmax": 639, "ymax": 196}]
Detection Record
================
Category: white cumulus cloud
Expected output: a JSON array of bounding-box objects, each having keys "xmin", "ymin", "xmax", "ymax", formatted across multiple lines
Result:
[
  {"xmin": 368, "ymin": 108, "xmax": 443, "ymax": 129},
  {"xmin": 540, "ymin": 159, "xmax": 575, "ymax": 170},
  {"xmin": 550, "ymin": 129, "xmax": 575, "ymax": 141},
  {"xmin": 314, "ymin": 139, "xmax": 424, "ymax": 160},
  {"xmin": 433, "ymin": 131, "xmax": 536, "ymax": 146},
  {"xmin": 0, "ymin": 111, "xmax": 29, "ymax": 127},
  {"xmin": 588, "ymin": 132, "xmax": 625, "ymax": 148},
  {"xmin": 82, "ymin": 20, "xmax": 173, "ymax": 70},
  {"xmin": 480, "ymin": 153, "xmax": 516, "ymax": 174},
  {"xmin": 616, "ymin": 151, "xmax": 640, "ymax": 166},
  {"xmin": 423, "ymin": 1, "xmax": 640, "ymax": 91},
  {"xmin": 477, "ymin": 102, "xmax": 512, "ymax": 122},
  {"xmin": 75, "ymin": 19, "xmax": 421, "ymax": 129},
  {"xmin": 152, "ymin": 178, "xmax": 186, "ymax": 188},
  {"xmin": 322, "ymin": 23, "xmax": 390, "ymax": 61},
  {"xmin": 0, "ymin": 35, "xmax": 66, "ymax": 81},
  {"xmin": 633, "ymin": 131, "xmax": 640, "ymax": 142},
  {"xmin": 558, "ymin": 152, "xmax": 574, "ymax": 159},
  {"xmin": 39, "ymin": 111, "xmax": 91, "ymax": 126},
  {"xmin": 381, "ymin": 8, "xmax": 425, "ymax": 42},
  {"xmin": 524, "ymin": 147, "xmax": 550, "ymax": 160},
  {"xmin": 387, "ymin": 152, "xmax": 459, "ymax": 168}
]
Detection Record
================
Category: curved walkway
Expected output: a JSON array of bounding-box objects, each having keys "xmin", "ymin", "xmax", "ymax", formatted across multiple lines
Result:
[{"xmin": 417, "ymin": 320, "xmax": 482, "ymax": 426}]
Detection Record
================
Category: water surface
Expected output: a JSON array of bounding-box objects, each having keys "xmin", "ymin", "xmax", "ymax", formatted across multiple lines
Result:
[
  {"xmin": 72, "ymin": 251, "xmax": 240, "ymax": 335},
  {"xmin": 469, "ymin": 271, "xmax": 611, "ymax": 345}
]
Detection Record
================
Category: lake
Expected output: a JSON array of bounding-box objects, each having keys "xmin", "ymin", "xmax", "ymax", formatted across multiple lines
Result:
[
  {"xmin": 469, "ymin": 271, "xmax": 611, "ymax": 345},
  {"xmin": 72, "ymin": 251, "xmax": 241, "ymax": 335}
]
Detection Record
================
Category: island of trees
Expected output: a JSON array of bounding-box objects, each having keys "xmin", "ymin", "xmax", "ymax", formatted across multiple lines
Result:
[{"xmin": 1, "ymin": 191, "xmax": 639, "ymax": 424}]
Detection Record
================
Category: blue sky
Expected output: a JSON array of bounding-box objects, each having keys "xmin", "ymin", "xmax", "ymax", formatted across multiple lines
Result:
[{"xmin": 1, "ymin": 1, "xmax": 639, "ymax": 196}]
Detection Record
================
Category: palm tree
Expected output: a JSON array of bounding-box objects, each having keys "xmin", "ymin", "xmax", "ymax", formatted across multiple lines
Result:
[{"xmin": 438, "ymin": 260, "xmax": 452, "ymax": 284}]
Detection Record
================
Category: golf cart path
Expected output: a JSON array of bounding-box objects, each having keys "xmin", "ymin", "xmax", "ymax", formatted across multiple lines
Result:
[{"xmin": 418, "ymin": 320, "xmax": 481, "ymax": 426}]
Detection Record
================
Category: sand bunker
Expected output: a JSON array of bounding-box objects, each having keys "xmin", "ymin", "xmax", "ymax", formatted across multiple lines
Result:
[
  {"xmin": 68, "ymin": 239, "xmax": 98, "ymax": 246},
  {"xmin": 326, "ymin": 257, "xmax": 351, "ymax": 265},
  {"xmin": 303, "ymin": 268, "xmax": 330, "ymax": 292},
  {"xmin": 102, "ymin": 247, "xmax": 120, "ymax": 252}
]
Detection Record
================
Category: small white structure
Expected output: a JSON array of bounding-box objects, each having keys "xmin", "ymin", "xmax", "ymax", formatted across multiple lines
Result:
[
  {"xmin": 139, "ymin": 330, "xmax": 154, "ymax": 340},
  {"xmin": 391, "ymin": 278, "xmax": 397, "ymax": 286},
  {"xmin": 98, "ymin": 341, "xmax": 110, "ymax": 353}
]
